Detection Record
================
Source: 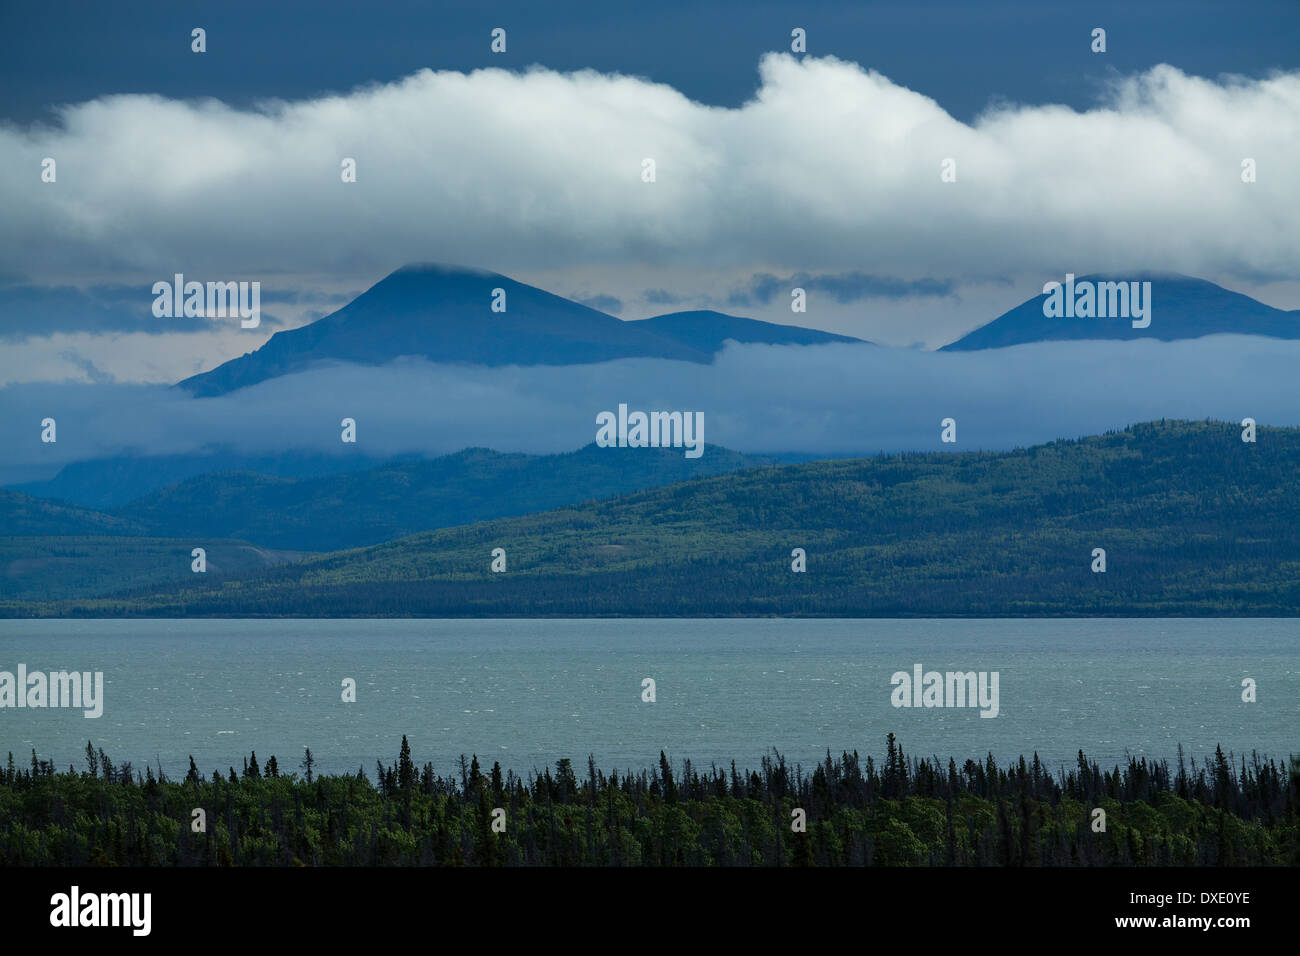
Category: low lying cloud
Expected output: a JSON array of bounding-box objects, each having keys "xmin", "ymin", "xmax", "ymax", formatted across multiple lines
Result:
[{"xmin": 3, "ymin": 337, "xmax": 1297, "ymax": 485}]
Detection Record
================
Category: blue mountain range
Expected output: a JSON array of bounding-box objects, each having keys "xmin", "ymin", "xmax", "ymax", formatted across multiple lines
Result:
[
  {"xmin": 177, "ymin": 263, "xmax": 864, "ymax": 397},
  {"xmin": 942, "ymin": 273, "xmax": 1300, "ymax": 350}
]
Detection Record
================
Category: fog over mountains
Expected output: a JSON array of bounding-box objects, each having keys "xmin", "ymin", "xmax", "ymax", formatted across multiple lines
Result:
[
  {"xmin": 174, "ymin": 264, "xmax": 1300, "ymax": 397},
  {"xmin": 5, "ymin": 265, "xmax": 1300, "ymax": 502}
]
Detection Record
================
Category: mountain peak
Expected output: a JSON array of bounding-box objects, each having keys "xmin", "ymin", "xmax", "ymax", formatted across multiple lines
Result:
[
  {"xmin": 941, "ymin": 274, "xmax": 1299, "ymax": 351},
  {"xmin": 176, "ymin": 266, "xmax": 867, "ymax": 397}
]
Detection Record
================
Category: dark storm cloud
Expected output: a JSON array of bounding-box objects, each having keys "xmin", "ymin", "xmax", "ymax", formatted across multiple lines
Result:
[
  {"xmin": 742, "ymin": 272, "xmax": 958, "ymax": 306},
  {"xmin": 644, "ymin": 289, "xmax": 687, "ymax": 306},
  {"xmin": 0, "ymin": 284, "xmax": 290, "ymax": 341}
]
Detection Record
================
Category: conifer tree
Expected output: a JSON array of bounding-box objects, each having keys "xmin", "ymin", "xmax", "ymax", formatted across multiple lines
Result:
[{"xmin": 398, "ymin": 736, "xmax": 415, "ymax": 792}]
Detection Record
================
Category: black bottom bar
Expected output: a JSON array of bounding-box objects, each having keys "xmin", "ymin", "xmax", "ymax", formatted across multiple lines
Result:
[{"xmin": 2, "ymin": 866, "xmax": 1282, "ymax": 939}]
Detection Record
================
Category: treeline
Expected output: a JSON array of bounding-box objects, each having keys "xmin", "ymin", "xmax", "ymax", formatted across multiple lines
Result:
[
  {"xmin": 2, "ymin": 735, "xmax": 1297, "ymax": 866},
  {"xmin": 11, "ymin": 419, "xmax": 1300, "ymax": 617}
]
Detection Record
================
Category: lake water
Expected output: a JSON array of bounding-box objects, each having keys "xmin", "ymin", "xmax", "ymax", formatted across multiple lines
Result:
[{"xmin": 0, "ymin": 618, "xmax": 1295, "ymax": 779}]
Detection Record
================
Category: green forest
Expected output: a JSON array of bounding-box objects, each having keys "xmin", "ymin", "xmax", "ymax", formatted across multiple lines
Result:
[
  {"xmin": 8, "ymin": 419, "xmax": 1300, "ymax": 617},
  {"xmin": 3, "ymin": 736, "xmax": 1297, "ymax": 866},
  {"xmin": 0, "ymin": 444, "xmax": 773, "ymax": 602}
]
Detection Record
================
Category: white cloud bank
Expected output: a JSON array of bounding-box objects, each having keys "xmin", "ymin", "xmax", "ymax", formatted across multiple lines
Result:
[
  {"xmin": 3, "ymin": 336, "xmax": 1298, "ymax": 485},
  {"xmin": 3, "ymin": 55, "xmax": 1298, "ymax": 287}
]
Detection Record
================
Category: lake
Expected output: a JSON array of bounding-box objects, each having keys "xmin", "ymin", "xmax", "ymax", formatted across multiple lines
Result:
[{"xmin": 0, "ymin": 618, "xmax": 1295, "ymax": 779}]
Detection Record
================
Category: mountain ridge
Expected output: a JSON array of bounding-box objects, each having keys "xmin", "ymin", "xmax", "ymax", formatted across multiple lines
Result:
[
  {"xmin": 0, "ymin": 442, "xmax": 782, "ymax": 557},
  {"xmin": 176, "ymin": 263, "xmax": 867, "ymax": 397},
  {"xmin": 942, "ymin": 273, "xmax": 1300, "ymax": 350},
  {"xmin": 12, "ymin": 419, "xmax": 1300, "ymax": 617}
]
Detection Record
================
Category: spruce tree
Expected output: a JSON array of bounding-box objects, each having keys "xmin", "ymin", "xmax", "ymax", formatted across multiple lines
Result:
[
  {"xmin": 398, "ymin": 736, "xmax": 415, "ymax": 792},
  {"xmin": 658, "ymin": 751, "xmax": 677, "ymax": 803}
]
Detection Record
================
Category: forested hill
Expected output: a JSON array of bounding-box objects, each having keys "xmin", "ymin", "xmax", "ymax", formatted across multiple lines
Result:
[{"xmin": 11, "ymin": 419, "xmax": 1300, "ymax": 617}]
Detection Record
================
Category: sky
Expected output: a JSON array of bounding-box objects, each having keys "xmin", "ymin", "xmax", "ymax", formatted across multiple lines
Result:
[
  {"xmin": 5, "ymin": 0, "xmax": 1297, "ymax": 125},
  {"xmin": 1, "ymin": 0, "xmax": 1298, "ymax": 401}
]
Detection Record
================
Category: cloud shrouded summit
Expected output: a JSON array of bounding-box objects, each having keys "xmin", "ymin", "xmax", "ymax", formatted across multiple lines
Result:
[{"xmin": 3, "ymin": 55, "xmax": 1297, "ymax": 285}]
